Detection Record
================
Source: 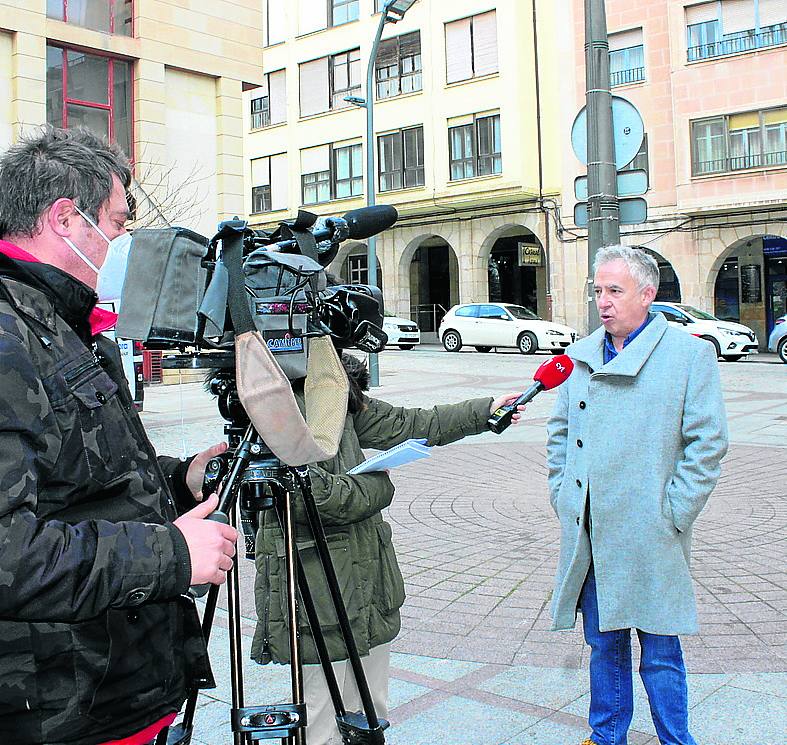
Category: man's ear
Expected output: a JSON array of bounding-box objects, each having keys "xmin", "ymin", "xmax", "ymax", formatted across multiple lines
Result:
[
  {"xmin": 642, "ymin": 285, "xmax": 657, "ymax": 306},
  {"xmin": 46, "ymin": 198, "xmax": 79, "ymax": 238}
]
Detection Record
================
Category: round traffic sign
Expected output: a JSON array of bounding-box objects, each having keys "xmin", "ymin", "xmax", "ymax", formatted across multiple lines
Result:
[{"xmin": 571, "ymin": 96, "xmax": 645, "ymax": 169}]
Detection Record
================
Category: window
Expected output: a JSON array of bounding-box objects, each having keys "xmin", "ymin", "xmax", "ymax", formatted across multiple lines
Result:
[
  {"xmin": 620, "ymin": 133, "xmax": 650, "ymax": 185},
  {"xmin": 301, "ymin": 142, "xmax": 363, "ymax": 204},
  {"xmin": 332, "ymin": 0, "xmax": 359, "ymax": 26},
  {"xmin": 300, "ymin": 49, "xmax": 361, "ymax": 116},
  {"xmin": 378, "ymin": 126, "xmax": 424, "ymax": 191},
  {"xmin": 264, "ymin": 0, "xmax": 286, "ymax": 45},
  {"xmin": 691, "ymin": 107, "xmax": 787, "ymax": 175},
  {"xmin": 47, "ymin": 0, "xmax": 132, "ymax": 35},
  {"xmin": 348, "ymin": 254, "xmax": 368, "ymax": 284},
  {"xmin": 445, "ymin": 11, "xmax": 498, "ymax": 84},
  {"xmin": 251, "ymin": 69, "xmax": 286, "ymax": 129},
  {"xmin": 455, "ymin": 305, "xmax": 478, "ymax": 317},
  {"xmin": 685, "ymin": 1, "xmax": 787, "ymax": 62},
  {"xmin": 449, "ymin": 114, "xmax": 501, "ymax": 180},
  {"xmin": 251, "ymin": 153, "xmax": 288, "ymax": 214},
  {"xmin": 46, "ymin": 46, "xmax": 132, "ymax": 156},
  {"xmin": 376, "ymin": 32, "xmax": 422, "ymax": 99},
  {"xmin": 608, "ymin": 28, "xmax": 645, "ymax": 86},
  {"xmin": 330, "ymin": 49, "xmax": 361, "ymax": 109}
]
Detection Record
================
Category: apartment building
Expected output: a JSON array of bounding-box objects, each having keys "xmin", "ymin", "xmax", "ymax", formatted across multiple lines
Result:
[
  {"xmin": 245, "ymin": 0, "xmax": 562, "ymax": 335},
  {"xmin": 557, "ymin": 0, "xmax": 787, "ymax": 342},
  {"xmin": 0, "ymin": 0, "xmax": 262, "ymax": 238}
]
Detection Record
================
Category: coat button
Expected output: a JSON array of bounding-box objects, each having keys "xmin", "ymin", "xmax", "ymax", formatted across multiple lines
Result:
[
  {"xmin": 579, "ymin": 401, "xmax": 586, "ymax": 409},
  {"xmin": 577, "ymin": 439, "xmax": 583, "ymax": 448},
  {"xmin": 576, "ymin": 479, "xmax": 582, "ymax": 488},
  {"xmin": 576, "ymin": 516, "xmax": 580, "ymax": 525},
  {"xmin": 96, "ymin": 391, "xmax": 106, "ymax": 403},
  {"xmin": 127, "ymin": 611, "xmax": 139, "ymax": 623}
]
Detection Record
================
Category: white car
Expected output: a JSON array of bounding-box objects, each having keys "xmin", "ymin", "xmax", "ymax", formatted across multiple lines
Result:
[
  {"xmin": 651, "ymin": 302, "xmax": 758, "ymax": 361},
  {"xmin": 438, "ymin": 303, "xmax": 576, "ymax": 354},
  {"xmin": 382, "ymin": 316, "xmax": 421, "ymax": 350}
]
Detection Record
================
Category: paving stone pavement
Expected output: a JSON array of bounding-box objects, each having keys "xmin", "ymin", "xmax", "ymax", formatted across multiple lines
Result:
[{"xmin": 141, "ymin": 348, "xmax": 786, "ymax": 744}]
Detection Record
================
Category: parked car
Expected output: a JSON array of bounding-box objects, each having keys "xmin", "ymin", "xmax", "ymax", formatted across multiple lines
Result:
[
  {"xmin": 768, "ymin": 314, "xmax": 787, "ymax": 363},
  {"xmin": 651, "ymin": 302, "xmax": 758, "ymax": 361},
  {"xmin": 438, "ymin": 303, "xmax": 576, "ymax": 354},
  {"xmin": 382, "ymin": 316, "xmax": 421, "ymax": 350}
]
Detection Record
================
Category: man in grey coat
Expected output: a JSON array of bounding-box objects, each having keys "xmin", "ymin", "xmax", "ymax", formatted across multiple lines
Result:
[{"xmin": 546, "ymin": 245, "xmax": 728, "ymax": 745}]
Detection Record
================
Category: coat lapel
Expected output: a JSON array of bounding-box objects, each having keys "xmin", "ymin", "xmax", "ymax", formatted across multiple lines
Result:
[{"xmin": 567, "ymin": 312, "xmax": 668, "ymax": 378}]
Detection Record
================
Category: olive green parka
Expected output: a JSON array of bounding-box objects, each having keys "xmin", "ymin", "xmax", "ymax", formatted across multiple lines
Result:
[{"xmin": 251, "ymin": 393, "xmax": 493, "ymax": 665}]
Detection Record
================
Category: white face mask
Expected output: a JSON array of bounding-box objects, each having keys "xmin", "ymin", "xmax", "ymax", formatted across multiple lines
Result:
[{"xmin": 63, "ymin": 205, "xmax": 133, "ymax": 303}]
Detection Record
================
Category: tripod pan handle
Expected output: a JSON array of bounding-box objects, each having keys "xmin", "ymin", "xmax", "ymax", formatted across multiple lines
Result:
[{"xmin": 189, "ymin": 510, "xmax": 231, "ymax": 599}]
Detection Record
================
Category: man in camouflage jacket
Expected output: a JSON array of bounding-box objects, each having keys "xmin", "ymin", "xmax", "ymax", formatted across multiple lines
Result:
[{"xmin": 0, "ymin": 127, "xmax": 238, "ymax": 744}]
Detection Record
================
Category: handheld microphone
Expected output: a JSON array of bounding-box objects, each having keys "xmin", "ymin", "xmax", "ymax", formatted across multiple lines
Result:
[{"xmin": 487, "ymin": 354, "xmax": 574, "ymax": 434}]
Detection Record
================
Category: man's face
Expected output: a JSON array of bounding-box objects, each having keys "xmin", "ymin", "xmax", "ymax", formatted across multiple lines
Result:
[
  {"xmin": 73, "ymin": 175, "xmax": 131, "ymax": 275},
  {"xmin": 594, "ymin": 258, "xmax": 655, "ymax": 340}
]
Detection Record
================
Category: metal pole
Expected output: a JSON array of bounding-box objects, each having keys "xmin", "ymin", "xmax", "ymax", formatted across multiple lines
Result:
[
  {"xmin": 584, "ymin": 0, "xmax": 619, "ymax": 332},
  {"xmin": 365, "ymin": 11, "xmax": 388, "ymax": 387}
]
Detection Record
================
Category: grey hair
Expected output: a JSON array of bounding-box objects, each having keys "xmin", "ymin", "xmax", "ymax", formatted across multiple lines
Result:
[
  {"xmin": 0, "ymin": 125, "xmax": 131, "ymax": 239},
  {"xmin": 593, "ymin": 244, "xmax": 660, "ymax": 291}
]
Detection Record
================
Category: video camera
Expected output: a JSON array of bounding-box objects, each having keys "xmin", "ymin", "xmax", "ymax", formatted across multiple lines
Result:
[{"xmin": 115, "ymin": 204, "xmax": 398, "ymax": 373}]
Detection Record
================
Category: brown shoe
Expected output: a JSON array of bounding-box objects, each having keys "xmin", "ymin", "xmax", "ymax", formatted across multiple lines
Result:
[{"xmin": 580, "ymin": 740, "xmax": 599, "ymax": 745}]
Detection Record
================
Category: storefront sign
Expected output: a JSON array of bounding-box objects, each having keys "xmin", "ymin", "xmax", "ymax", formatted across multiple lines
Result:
[{"xmin": 518, "ymin": 243, "xmax": 542, "ymax": 267}]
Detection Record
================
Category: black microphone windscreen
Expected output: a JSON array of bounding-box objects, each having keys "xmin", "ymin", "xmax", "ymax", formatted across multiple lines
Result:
[{"xmin": 343, "ymin": 205, "xmax": 398, "ymax": 240}]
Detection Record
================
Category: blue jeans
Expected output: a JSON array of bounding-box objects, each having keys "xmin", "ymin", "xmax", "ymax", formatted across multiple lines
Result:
[{"xmin": 579, "ymin": 565, "xmax": 697, "ymax": 745}]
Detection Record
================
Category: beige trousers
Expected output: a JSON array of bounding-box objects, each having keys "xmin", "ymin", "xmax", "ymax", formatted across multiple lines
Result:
[{"xmin": 302, "ymin": 642, "xmax": 391, "ymax": 745}]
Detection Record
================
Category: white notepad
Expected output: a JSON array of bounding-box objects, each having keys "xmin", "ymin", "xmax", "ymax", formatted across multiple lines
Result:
[{"xmin": 347, "ymin": 438, "xmax": 432, "ymax": 475}]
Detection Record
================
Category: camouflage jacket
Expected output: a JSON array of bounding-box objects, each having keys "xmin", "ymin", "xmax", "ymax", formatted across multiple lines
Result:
[{"xmin": 0, "ymin": 253, "xmax": 211, "ymax": 744}]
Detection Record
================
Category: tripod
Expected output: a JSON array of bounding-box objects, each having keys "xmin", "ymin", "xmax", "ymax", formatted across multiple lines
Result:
[{"xmin": 158, "ymin": 364, "xmax": 389, "ymax": 745}]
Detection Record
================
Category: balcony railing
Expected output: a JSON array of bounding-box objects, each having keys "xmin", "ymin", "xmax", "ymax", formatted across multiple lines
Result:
[
  {"xmin": 251, "ymin": 109, "xmax": 271, "ymax": 130},
  {"xmin": 694, "ymin": 150, "xmax": 787, "ymax": 175},
  {"xmin": 610, "ymin": 66, "xmax": 645, "ymax": 87},
  {"xmin": 688, "ymin": 22, "xmax": 787, "ymax": 62}
]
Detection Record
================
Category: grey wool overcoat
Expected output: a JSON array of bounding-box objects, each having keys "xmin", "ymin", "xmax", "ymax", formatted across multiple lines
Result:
[{"xmin": 546, "ymin": 312, "xmax": 729, "ymax": 635}]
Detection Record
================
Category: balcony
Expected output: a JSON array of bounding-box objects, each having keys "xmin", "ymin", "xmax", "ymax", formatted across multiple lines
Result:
[
  {"xmin": 694, "ymin": 149, "xmax": 787, "ymax": 176},
  {"xmin": 610, "ymin": 66, "xmax": 645, "ymax": 87},
  {"xmin": 688, "ymin": 22, "xmax": 787, "ymax": 62}
]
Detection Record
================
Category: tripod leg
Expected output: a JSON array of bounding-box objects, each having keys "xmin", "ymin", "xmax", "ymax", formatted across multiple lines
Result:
[{"xmin": 293, "ymin": 470, "xmax": 386, "ymax": 741}]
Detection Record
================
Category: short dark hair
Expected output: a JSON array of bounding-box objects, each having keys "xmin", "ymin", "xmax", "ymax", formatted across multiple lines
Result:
[{"xmin": 0, "ymin": 125, "xmax": 131, "ymax": 239}]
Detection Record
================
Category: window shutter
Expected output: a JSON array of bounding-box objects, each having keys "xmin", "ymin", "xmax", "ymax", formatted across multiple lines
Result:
[
  {"xmin": 758, "ymin": 0, "xmax": 786, "ymax": 27},
  {"xmin": 251, "ymin": 157, "xmax": 270, "ymax": 187},
  {"xmin": 608, "ymin": 27, "xmax": 643, "ymax": 51},
  {"xmin": 301, "ymin": 144, "xmax": 330, "ymax": 175},
  {"xmin": 721, "ymin": 0, "xmax": 755, "ymax": 33},
  {"xmin": 763, "ymin": 107, "xmax": 787, "ymax": 125},
  {"xmin": 269, "ymin": 69, "xmax": 286, "ymax": 124},
  {"xmin": 472, "ymin": 11, "xmax": 498, "ymax": 77},
  {"xmin": 299, "ymin": 0, "xmax": 327, "ymax": 35},
  {"xmin": 400, "ymin": 30, "xmax": 421, "ymax": 58},
  {"xmin": 266, "ymin": 0, "xmax": 287, "ymax": 45},
  {"xmin": 445, "ymin": 17, "xmax": 473, "ymax": 83},
  {"xmin": 685, "ymin": 2, "xmax": 719, "ymax": 24},
  {"xmin": 299, "ymin": 57, "xmax": 329, "ymax": 116},
  {"xmin": 377, "ymin": 37, "xmax": 399, "ymax": 68},
  {"xmin": 270, "ymin": 153, "xmax": 288, "ymax": 211}
]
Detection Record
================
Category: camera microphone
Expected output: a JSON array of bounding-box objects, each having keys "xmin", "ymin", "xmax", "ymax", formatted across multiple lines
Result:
[
  {"xmin": 342, "ymin": 205, "xmax": 398, "ymax": 239},
  {"xmin": 487, "ymin": 354, "xmax": 574, "ymax": 434}
]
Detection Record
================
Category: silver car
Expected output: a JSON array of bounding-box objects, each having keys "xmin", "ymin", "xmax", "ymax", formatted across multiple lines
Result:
[{"xmin": 768, "ymin": 314, "xmax": 787, "ymax": 363}]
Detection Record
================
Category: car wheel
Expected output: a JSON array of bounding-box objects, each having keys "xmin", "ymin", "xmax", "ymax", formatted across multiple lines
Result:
[
  {"xmin": 398, "ymin": 345, "xmax": 415, "ymax": 350},
  {"xmin": 700, "ymin": 335, "xmax": 721, "ymax": 358},
  {"xmin": 779, "ymin": 338, "xmax": 787, "ymax": 364},
  {"xmin": 721, "ymin": 354, "xmax": 744, "ymax": 362},
  {"xmin": 442, "ymin": 330, "xmax": 462, "ymax": 352},
  {"xmin": 517, "ymin": 331, "xmax": 538, "ymax": 355},
  {"xmin": 474, "ymin": 346, "xmax": 492, "ymax": 353}
]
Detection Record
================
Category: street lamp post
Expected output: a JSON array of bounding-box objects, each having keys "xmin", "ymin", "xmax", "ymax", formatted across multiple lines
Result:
[{"xmin": 345, "ymin": 0, "xmax": 417, "ymax": 387}]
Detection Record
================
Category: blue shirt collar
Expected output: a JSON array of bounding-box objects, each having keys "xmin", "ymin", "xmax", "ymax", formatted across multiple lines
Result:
[{"xmin": 603, "ymin": 313, "xmax": 654, "ymax": 364}]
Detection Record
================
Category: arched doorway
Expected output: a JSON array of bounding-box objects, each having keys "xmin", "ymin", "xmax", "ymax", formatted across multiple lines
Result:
[
  {"xmin": 408, "ymin": 236, "xmax": 459, "ymax": 338},
  {"xmin": 713, "ymin": 235, "xmax": 787, "ymax": 337},
  {"xmin": 642, "ymin": 248, "xmax": 681, "ymax": 302},
  {"xmin": 485, "ymin": 228, "xmax": 544, "ymax": 314}
]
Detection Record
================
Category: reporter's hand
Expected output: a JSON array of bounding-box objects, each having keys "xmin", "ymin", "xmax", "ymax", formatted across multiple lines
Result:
[
  {"xmin": 490, "ymin": 393, "xmax": 526, "ymax": 425},
  {"xmin": 186, "ymin": 441, "xmax": 229, "ymax": 501},
  {"xmin": 173, "ymin": 493, "xmax": 238, "ymax": 586}
]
